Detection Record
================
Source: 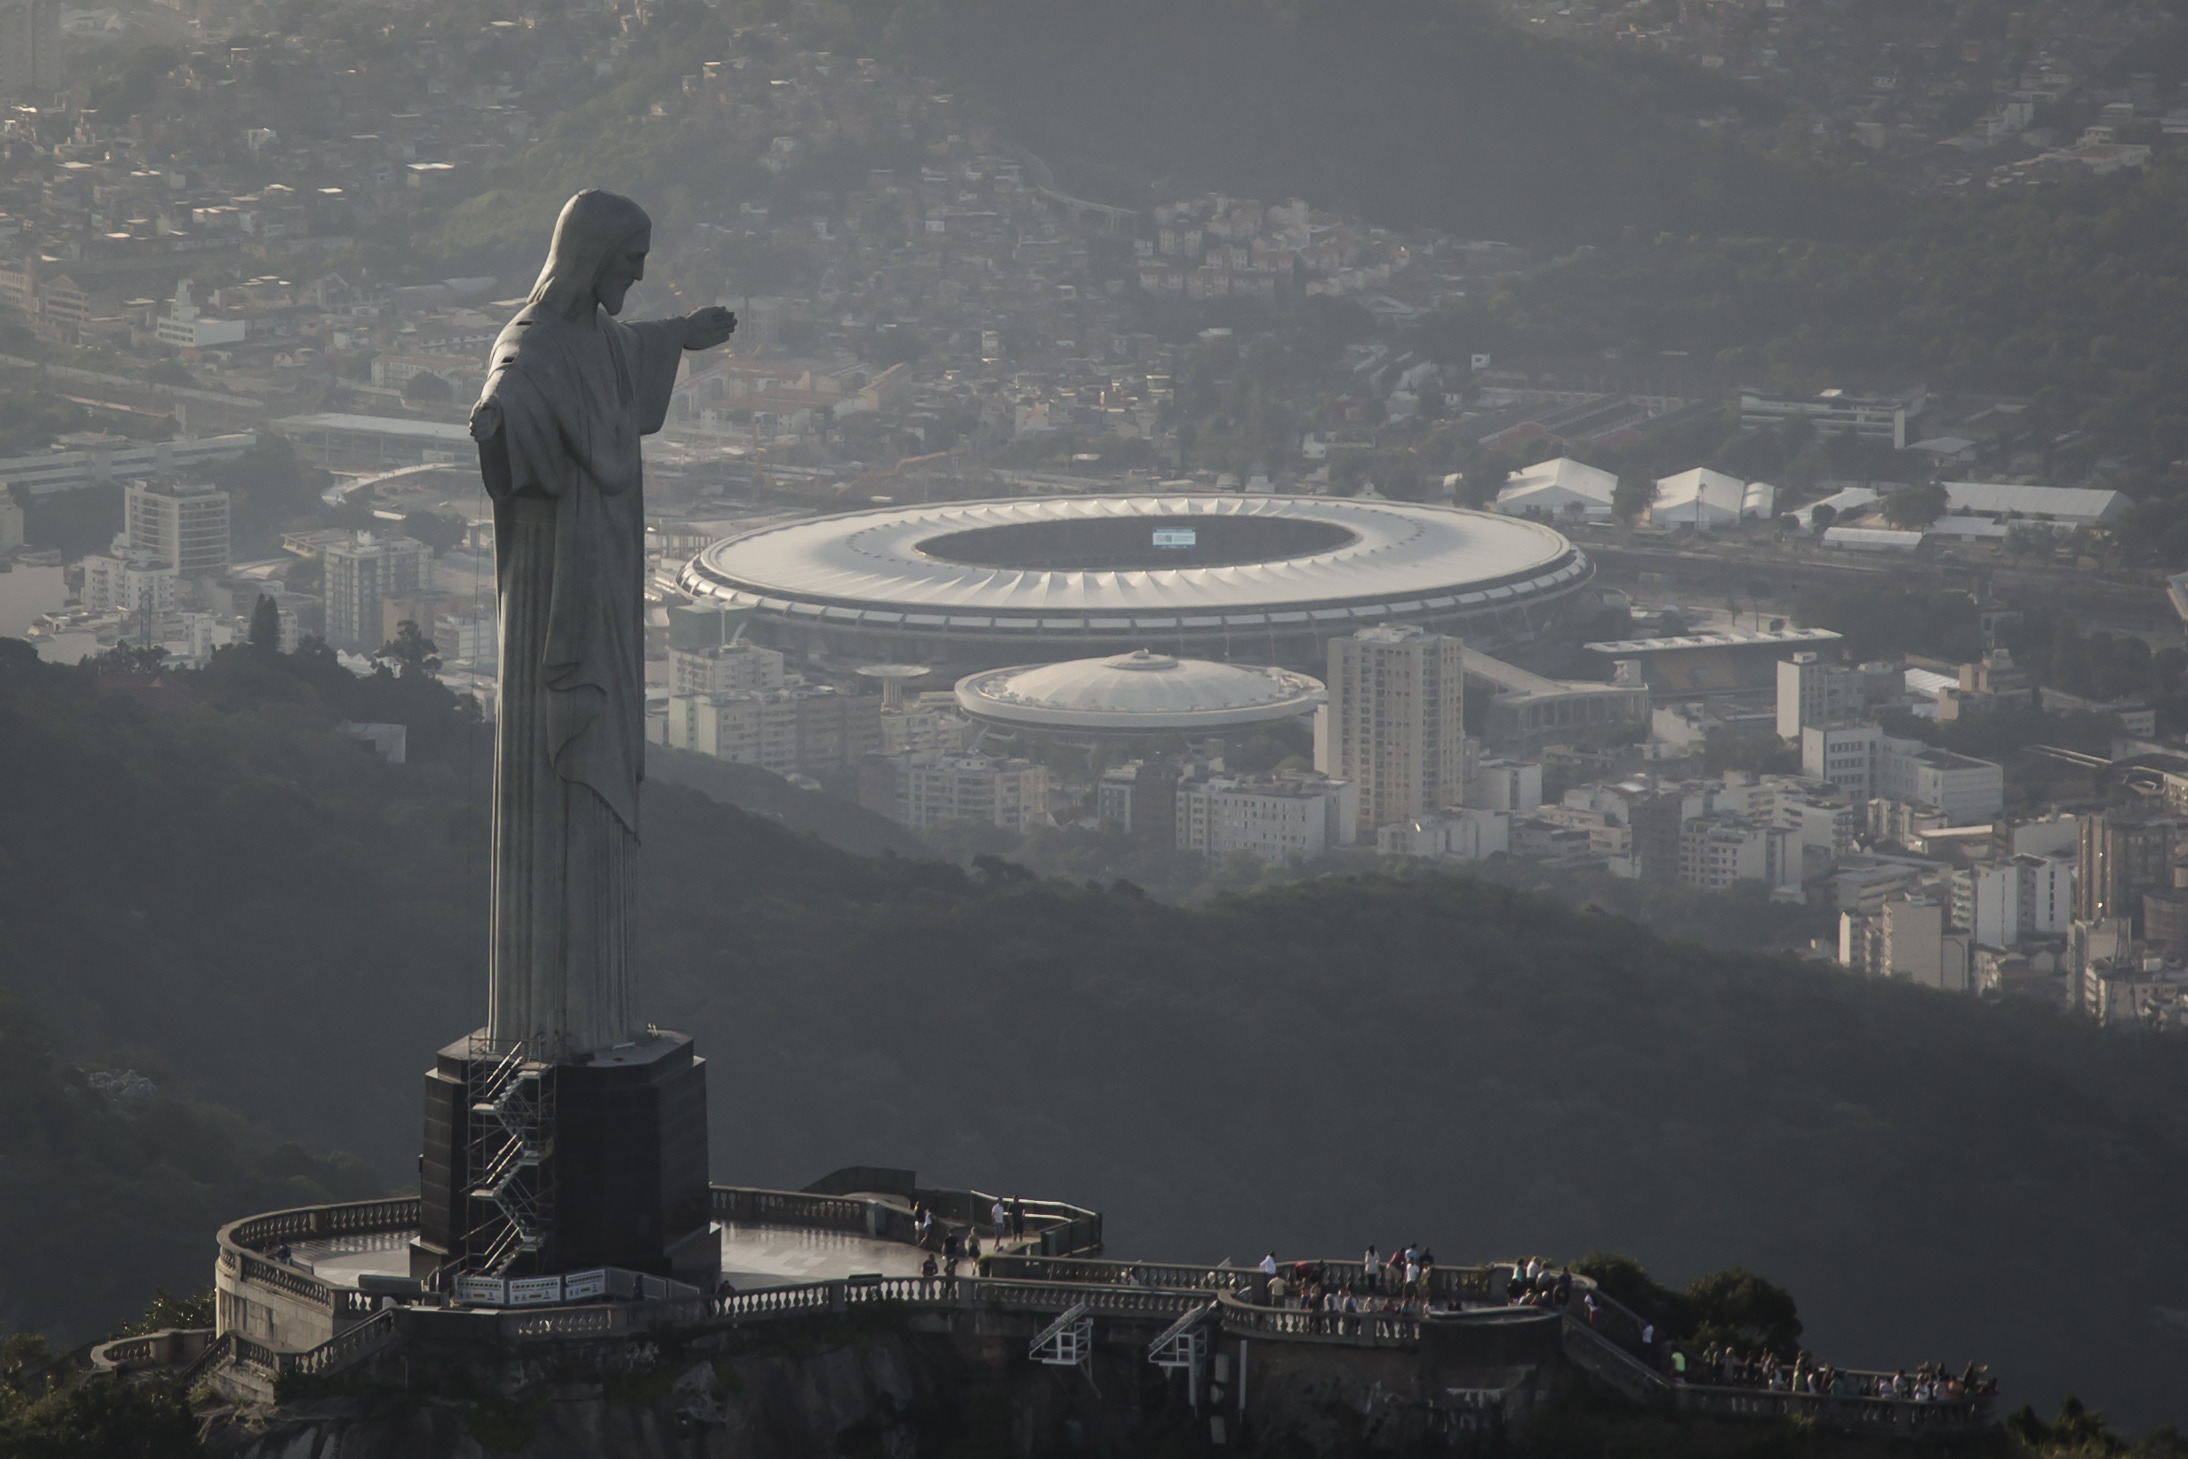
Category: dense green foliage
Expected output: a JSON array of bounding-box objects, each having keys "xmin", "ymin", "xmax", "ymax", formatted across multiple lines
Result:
[
  {"xmin": 0, "ymin": 1369, "xmax": 202, "ymax": 1459},
  {"xmin": 0, "ymin": 991, "xmax": 378, "ymax": 1351},
  {"xmin": 202, "ymin": 436, "xmax": 335, "ymax": 560},
  {"xmin": 1574, "ymin": 1253, "xmax": 1803, "ymax": 1357},
  {"xmin": 1519, "ymin": 1389, "xmax": 2187, "ymax": 1459},
  {"xmin": 5, "ymin": 644, "xmax": 2188, "ymax": 1427}
]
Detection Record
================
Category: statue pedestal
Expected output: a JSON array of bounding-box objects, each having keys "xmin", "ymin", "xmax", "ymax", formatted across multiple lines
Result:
[{"xmin": 416, "ymin": 1030, "xmax": 715, "ymax": 1284}]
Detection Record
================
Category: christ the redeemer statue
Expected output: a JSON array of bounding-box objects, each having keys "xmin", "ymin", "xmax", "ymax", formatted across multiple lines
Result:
[{"xmin": 470, "ymin": 191, "xmax": 735, "ymax": 1059}]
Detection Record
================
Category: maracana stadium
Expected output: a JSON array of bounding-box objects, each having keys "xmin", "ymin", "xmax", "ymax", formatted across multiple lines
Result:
[{"xmin": 678, "ymin": 494, "xmax": 1593, "ymax": 668}]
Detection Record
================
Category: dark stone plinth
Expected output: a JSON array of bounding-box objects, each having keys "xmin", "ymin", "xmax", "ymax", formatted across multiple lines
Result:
[{"xmin": 415, "ymin": 1030, "xmax": 714, "ymax": 1283}]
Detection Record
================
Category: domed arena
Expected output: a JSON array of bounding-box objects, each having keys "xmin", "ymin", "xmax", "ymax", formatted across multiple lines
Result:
[
  {"xmin": 956, "ymin": 650, "xmax": 1326, "ymax": 735},
  {"xmin": 678, "ymin": 494, "xmax": 1592, "ymax": 669}
]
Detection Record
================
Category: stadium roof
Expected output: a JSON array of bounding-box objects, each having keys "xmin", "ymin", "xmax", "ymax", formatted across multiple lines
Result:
[{"xmin": 681, "ymin": 495, "xmax": 1586, "ymax": 631}]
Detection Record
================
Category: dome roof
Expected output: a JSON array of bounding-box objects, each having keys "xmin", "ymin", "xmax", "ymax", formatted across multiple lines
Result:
[{"xmin": 955, "ymin": 651, "xmax": 1325, "ymax": 731}]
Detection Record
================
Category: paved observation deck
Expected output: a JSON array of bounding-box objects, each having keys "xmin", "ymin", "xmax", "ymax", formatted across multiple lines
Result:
[
  {"xmin": 280, "ymin": 1221, "xmax": 934, "ymax": 1291},
  {"xmin": 172, "ymin": 1172, "xmax": 1992, "ymax": 1441}
]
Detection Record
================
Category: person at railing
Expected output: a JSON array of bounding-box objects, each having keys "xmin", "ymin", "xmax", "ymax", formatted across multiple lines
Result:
[
  {"xmin": 1010, "ymin": 1196, "xmax": 1026, "ymax": 1239},
  {"xmin": 992, "ymin": 1198, "xmax": 1008, "ymax": 1245},
  {"xmin": 943, "ymin": 1230, "xmax": 964, "ymax": 1278}
]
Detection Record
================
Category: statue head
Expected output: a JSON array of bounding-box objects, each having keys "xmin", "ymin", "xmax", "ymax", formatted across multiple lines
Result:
[{"xmin": 529, "ymin": 190, "xmax": 652, "ymax": 319}]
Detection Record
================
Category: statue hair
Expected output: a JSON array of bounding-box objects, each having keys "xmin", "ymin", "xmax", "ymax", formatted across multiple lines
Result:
[{"xmin": 528, "ymin": 191, "xmax": 653, "ymax": 317}]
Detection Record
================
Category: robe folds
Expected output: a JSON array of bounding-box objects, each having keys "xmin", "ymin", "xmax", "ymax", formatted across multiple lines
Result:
[{"xmin": 473, "ymin": 302, "xmax": 683, "ymax": 1058}]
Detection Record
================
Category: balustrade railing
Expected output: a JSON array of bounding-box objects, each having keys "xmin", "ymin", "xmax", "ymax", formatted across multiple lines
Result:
[
  {"xmin": 285, "ymin": 1311, "xmax": 399, "ymax": 1377},
  {"xmin": 711, "ymin": 1186, "xmax": 875, "ymax": 1235},
  {"xmin": 979, "ymin": 1255, "xmax": 1245, "ymax": 1291},
  {"xmin": 1214, "ymin": 1292, "xmax": 1420, "ymax": 1345}
]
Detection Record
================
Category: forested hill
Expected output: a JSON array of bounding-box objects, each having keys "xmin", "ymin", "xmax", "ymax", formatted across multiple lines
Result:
[
  {"xmin": 4, "ymin": 642, "xmax": 2188, "ymax": 1428},
  {"xmin": 848, "ymin": 0, "xmax": 1884, "ymax": 243}
]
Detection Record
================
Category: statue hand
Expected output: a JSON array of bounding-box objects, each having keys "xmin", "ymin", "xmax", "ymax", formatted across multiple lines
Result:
[
  {"xmin": 469, "ymin": 397, "xmax": 503, "ymax": 441},
  {"xmin": 682, "ymin": 306, "xmax": 737, "ymax": 351}
]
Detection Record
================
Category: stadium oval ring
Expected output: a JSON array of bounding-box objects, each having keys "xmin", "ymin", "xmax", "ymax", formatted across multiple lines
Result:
[{"xmin": 679, "ymin": 494, "xmax": 1594, "ymax": 667}]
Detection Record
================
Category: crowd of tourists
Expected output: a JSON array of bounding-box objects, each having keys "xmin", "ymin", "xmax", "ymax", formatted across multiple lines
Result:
[
  {"xmin": 1243, "ymin": 1244, "xmax": 1463, "ymax": 1317},
  {"xmin": 1242, "ymin": 1252, "xmax": 1994, "ymax": 1409},
  {"xmin": 1670, "ymin": 1350, "xmax": 1996, "ymax": 1404}
]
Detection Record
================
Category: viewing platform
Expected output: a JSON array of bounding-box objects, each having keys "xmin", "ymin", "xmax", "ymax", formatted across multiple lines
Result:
[{"xmin": 132, "ymin": 1168, "xmax": 1991, "ymax": 1447}]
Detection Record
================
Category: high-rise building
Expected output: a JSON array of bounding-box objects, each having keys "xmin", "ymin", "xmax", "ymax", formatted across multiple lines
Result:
[
  {"xmin": 2077, "ymin": 809, "xmax": 2186, "ymax": 929},
  {"xmin": 0, "ymin": 0, "xmax": 62, "ymax": 97},
  {"xmin": 323, "ymin": 533, "xmax": 430, "ymax": 651},
  {"xmin": 124, "ymin": 479, "xmax": 231, "ymax": 577},
  {"xmin": 1317, "ymin": 624, "xmax": 1463, "ymax": 835},
  {"xmin": 1776, "ymin": 652, "xmax": 1863, "ymax": 740}
]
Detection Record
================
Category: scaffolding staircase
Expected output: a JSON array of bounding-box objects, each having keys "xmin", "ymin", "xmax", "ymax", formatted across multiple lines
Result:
[{"xmin": 464, "ymin": 1040, "xmax": 555, "ymax": 1276}]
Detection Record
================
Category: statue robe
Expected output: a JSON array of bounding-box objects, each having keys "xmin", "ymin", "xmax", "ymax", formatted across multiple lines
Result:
[{"xmin": 473, "ymin": 302, "xmax": 683, "ymax": 1058}]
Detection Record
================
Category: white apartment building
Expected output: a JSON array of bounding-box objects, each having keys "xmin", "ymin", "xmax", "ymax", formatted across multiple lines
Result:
[
  {"xmin": 80, "ymin": 553, "xmax": 177, "ymax": 616},
  {"xmin": 323, "ymin": 533, "xmax": 430, "ymax": 652},
  {"xmin": 124, "ymin": 479, "xmax": 230, "ymax": 576},
  {"xmin": 864, "ymin": 751, "xmax": 1047, "ymax": 833},
  {"xmin": 1465, "ymin": 757, "xmax": 1542, "ymax": 813},
  {"xmin": 1776, "ymin": 652, "xmax": 1864, "ymax": 740},
  {"xmin": 1881, "ymin": 896, "xmax": 1973, "ymax": 991},
  {"xmin": 1799, "ymin": 725, "xmax": 2004, "ymax": 826},
  {"xmin": 668, "ymin": 641, "xmax": 785, "ymax": 697},
  {"xmin": 432, "ymin": 609, "xmax": 498, "ymax": 663},
  {"xmin": 666, "ymin": 685, "xmax": 881, "ymax": 773},
  {"xmin": 1718, "ymin": 773, "xmax": 1858, "ymax": 859},
  {"xmin": 1878, "ymin": 738, "xmax": 2005, "ymax": 825},
  {"xmin": 1378, "ymin": 807, "xmax": 1510, "ymax": 861},
  {"xmin": 1801, "ymin": 722, "xmax": 1883, "ymax": 801},
  {"xmin": 1951, "ymin": 854, "xmax": 2075, "ymax": 949},
  {"xmin": 1678, "ymin": 813, "xmax": 1801, "ymax": 891},
  {"xmin": 1175, "ymin": 772, "xmax": 1357, "ymax": 863},
  {"xmin": 155, "ymin": 281, "xmax": 248, "ymax": 350},
  {"xmin": 879, "ymin": 692, "xmax": 975, "ymax": 755}
]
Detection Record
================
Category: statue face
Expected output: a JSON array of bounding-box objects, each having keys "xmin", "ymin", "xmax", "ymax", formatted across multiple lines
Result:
[{"xmin": 593, "ymin": 232, "xmax": 650, "ymax": 315}]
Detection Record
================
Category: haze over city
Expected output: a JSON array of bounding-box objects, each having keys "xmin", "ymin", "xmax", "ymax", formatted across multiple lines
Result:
[{"xmin": 3, "ymin": 1, "xmax": 2188, "ymax": 1455}]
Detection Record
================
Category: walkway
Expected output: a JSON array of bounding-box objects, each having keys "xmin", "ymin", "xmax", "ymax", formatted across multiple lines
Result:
[{"xmin": 717, "ymin": 1222, "xmax": 936, "ymax": 1289}]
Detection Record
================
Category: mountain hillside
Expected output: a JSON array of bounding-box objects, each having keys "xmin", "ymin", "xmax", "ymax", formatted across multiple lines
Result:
[
  {"xmin": 852, "ymin": 0, "xmax": 1887, "ymax": 243},
  {"xmin": 3, "ymin": 643, "xmax": 2187, "ymax": 1428}
]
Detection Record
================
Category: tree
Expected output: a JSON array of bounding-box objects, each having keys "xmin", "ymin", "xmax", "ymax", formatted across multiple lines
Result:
[
  {"xmin": 247, "ymin": 594, "xmax": 281, "ymax": 653},
  {"xmin": 1612, "ymin": 473, "xmax": 1657, "ymax": 524},
  {"xmin": 399, "ymin": 511, "xmax": 465, "ymax": 556},
  {"xmin": 402, "ymin": 370, "xmax": 454, "ymax": 405},
  {"xmin": 373, "ymin": 620, "xmax": 440, "ymax": 681},
  {"xmin": 1882, "ymin": 480, "xmax": 1950, "ymax": 530},
  {"xmin": 1808, "ymin": 502, "xmax": 1837, "ymax": 534},
  {"xmin": 1682, "ymin": 1267, "xmax": 1803, "ymax": 1356},
  {"xmin": 97, "ymin": 641, "xmax": 168, "ymax": 674}
]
